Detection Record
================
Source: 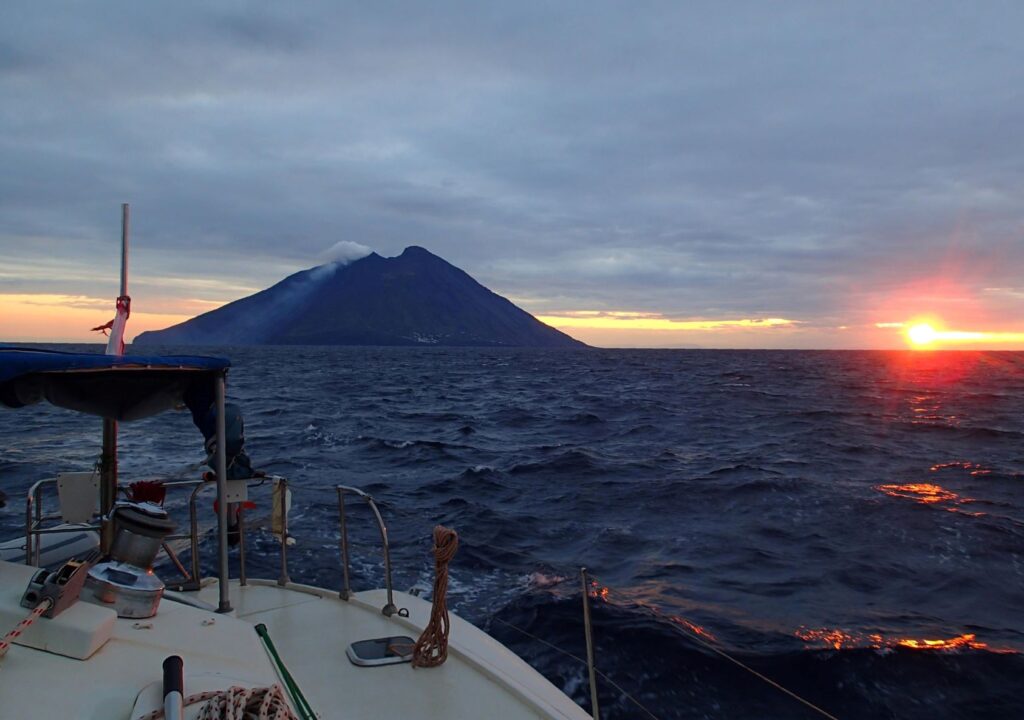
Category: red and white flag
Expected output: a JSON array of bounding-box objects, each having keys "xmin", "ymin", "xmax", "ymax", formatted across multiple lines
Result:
[{"xmin": 93, "ymin": 295, "xmax": 131, "ymax": 356}]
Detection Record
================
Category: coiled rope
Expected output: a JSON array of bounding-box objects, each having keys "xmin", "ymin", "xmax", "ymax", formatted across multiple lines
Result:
[
  {"xmin": 0, "ymin": 598, "xmax": 53, "ymax": 661},
  {"xmin": 137, "ymin": 684, "xmax": 298, "ymax": 720},
  {"xmin": 412, "ymin": 525, "xmax": 459, "ymax": 668}
]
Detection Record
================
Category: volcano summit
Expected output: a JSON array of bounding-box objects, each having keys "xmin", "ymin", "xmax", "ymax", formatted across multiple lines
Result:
[{"xmin": 134, "ymin": 246, "xmax": 584, "ymax": 348}]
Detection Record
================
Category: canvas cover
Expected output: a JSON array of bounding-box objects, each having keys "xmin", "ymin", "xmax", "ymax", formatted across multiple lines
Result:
[{"xmin": 0, "ymin": 348, "xmax": 229, "ymax": 421}]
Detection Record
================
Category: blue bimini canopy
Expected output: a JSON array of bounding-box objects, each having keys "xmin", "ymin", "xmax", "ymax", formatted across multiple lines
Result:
[{"xmin": 0, "ymin": 348, "xmax": 230, "ymax": 421}]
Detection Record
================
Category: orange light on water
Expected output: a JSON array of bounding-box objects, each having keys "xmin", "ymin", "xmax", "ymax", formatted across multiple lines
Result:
[
  {"xmin": 930, "ymin": 461, "xmax": 991, "ymax": 476},
  {"xmin": 896, "ymin": 635, "xmax": 985, "ymax": 651},
  {"xmin": 794, "ymin": 627, "xmax": 857, "ymax": 650},
  {"xmin": 875, "ymin": 482, "xmax": 985, "ymax": 517},
  {"xmin": 795, "ymin": 628, "xmax": 1008, "ymax": 653},
  {"xmin": 668, "ymin": 616, "xmax": 718, "ymax": 642},
  {"xmin": 876, "ymin": 483, "xmax": 959, "ymax": 504}
]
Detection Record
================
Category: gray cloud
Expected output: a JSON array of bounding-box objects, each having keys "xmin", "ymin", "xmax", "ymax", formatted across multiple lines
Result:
[{"xmin": 2, "ymin": 1, "xmax": 1023, "ymax": 345}]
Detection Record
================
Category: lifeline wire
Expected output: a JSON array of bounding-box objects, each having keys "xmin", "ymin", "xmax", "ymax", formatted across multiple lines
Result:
[
  {"xmin": 493, "ymin": 617, "xmax": 661, "ymax": 720},
  {"xmin": 362, "ymin": 519, "xmax": 661, "ymax": 717},
  {"xmin": 594, "ymin": 580, "xmax": 841, "ymax": 720},
  {"xmin": 461, "ymin": 528, "xmax": 841, "ymax": 720},
  {"xmin": 353, "ymin": 515, "xmax": 840, "ymax": 719}
]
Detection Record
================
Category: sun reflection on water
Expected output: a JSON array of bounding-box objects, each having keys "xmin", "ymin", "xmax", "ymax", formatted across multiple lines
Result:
[
  {"xmin": 668, "ymin": 616, "xmax": 718, "ymax": 642},
  {"xmin": 875, "ymin": 480, "xmax": 985, "ymax": 517},
  {"xmin": 930, "ymin": 460, "xmax": 991, "ymax": 476},
  {"xmin": 877, "ymin": 483, "xmax": 959, "ymax": 504},
  {"xmin": 795, "ymin": 627, "xmax": 1010, "ymax": 653},
  {"xmin": 588, "ymin": 580, "xmax": 610, "ymax": 602}
]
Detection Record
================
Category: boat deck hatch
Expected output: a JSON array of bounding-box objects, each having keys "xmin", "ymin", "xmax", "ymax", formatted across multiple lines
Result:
[{"xmin": 346, "ymin": 635, "xmax": 415, "ymax": 667}]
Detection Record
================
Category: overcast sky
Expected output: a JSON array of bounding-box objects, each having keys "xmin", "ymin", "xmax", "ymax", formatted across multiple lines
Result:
[{"xmin": 2, "ymin": 2, "xmax": 1023, "ymax": 347}]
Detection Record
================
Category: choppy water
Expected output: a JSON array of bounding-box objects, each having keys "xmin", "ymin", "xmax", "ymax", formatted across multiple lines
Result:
[{"xmin": 3, "ymin": 346, "xmax": 1024, "ymax": 719}]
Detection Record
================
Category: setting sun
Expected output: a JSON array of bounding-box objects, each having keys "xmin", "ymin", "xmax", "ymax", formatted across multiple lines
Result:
[
  {"xmin": 907, "ymin": 323, "xmax": 937, "ymax": 346},
  {"xmin": 881, "ymin": 318, "xmax": 1024, "ymax": 349}
]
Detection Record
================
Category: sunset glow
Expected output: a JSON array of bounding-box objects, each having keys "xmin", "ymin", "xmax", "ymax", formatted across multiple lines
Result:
[
  {"xmin": 909, "ymin": 328, "xmax": 1024, "ymax": 348},
  {"xmin": 873, "ymin": 318, "xmax": 1024, "ymax": 349},
  {"xmin": 0, "ymin": 293, "xmax": 196, "ymax": 343},
  {"xmin": 907, "ymin": 323, "xmax": 937, "ymax": 346},
  {"xmin": 530, "ymin": 312, "xmax": 802, "ymax": 347},
  {"xmin": 536, "ymin": 312, "xmax": 797, "ymax": 332}
]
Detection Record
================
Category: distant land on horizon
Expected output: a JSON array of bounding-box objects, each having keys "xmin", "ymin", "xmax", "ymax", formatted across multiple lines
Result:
[{"xmin": 134, "ymin": 246, "xmax": 585, "ymax": 348}]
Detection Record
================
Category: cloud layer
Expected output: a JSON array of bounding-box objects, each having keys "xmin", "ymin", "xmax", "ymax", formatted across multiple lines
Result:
[{"xmin": 2, "ymin": 2, "xmax": 1023, "ymax": 346}]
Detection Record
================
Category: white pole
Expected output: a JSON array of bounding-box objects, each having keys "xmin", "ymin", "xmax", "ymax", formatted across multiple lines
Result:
[
  {"xmin": 120, "ymin": 203, "xmax": 129, "ymax": 298},
  {"xmin": 105, "ymin": 203, "xmax": 131, "ymax": 356},
  {"xmin": 101, "ymin": 203, "xmax": 130, "ymax": 549}
]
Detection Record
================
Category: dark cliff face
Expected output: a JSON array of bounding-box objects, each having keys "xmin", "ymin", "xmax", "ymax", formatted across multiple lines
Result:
[{"xmin": 134, "ymin": 246, "xmax": 585, "ymax": 348}]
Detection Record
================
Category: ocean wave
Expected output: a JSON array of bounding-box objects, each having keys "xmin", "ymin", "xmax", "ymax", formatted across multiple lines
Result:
[
  {"xmin": 562, "ymin": 412, "xmax": 605, "ymax": 425},
  {"xmin": 490, "ymin": 594, "xmax": 1024, "ymax": 719},
  {"xmin": 5, "ymin": 345, "xmax": 1024, "ymax": 718},
  {"xmin": 508, "ymin": 449, "xmax": 606, "ymax": 476}
]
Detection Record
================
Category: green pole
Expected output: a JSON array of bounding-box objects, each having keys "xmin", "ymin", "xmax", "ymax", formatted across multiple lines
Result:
[{"xmin": 255, "ymin": 623, "xmax": 315, "ymax": 720}]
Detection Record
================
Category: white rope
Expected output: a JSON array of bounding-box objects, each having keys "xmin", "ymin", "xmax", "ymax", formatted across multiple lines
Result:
[
  {"xmin": 0, "ymin": 599, "xmax": 53, "ymax": 661},
  {"xmin": 137, "ymin": 684, "xmax": 298, "ymax": 720}
]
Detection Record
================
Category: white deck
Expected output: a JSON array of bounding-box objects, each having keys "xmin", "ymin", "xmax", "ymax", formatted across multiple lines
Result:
[
  {"xmin": 0, "ymin": 561, "xmax": 277, "ymax": 719},
  {"xmin": 0, "ymin": 560, "xmax": 588, "ymax": 720},
  {"xmin": 194, "ymin": 579, "xmax": 589, "ymax": 720}
]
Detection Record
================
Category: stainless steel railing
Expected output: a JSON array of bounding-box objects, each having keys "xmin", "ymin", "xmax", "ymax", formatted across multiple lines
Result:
[
  {"xmin": 335, "ymin": 484, "xmax": 405, "ymax": 617},
  {"xmin": 24, "ymin": 478, "xmax": 72, "ymax": 565},
  {"xmin": 169, "ymin": 475, "xmax": 291, "ymax": 591},
  {"xmin": 24, "ymin": 473, "xmax": 291, "ymax": 592}
]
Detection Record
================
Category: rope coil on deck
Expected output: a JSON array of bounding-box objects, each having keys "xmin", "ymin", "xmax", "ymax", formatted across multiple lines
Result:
[
  {"xmin": 0, "ymin": 598, "xmax": 53, "ymax": 661},
  {"xmin": 412, "ymin": 525, "xmax": 459, "ymax": 668},
  {"xmin": 137, "ymin": 684, "xmax": 298, "ymax": 720}
]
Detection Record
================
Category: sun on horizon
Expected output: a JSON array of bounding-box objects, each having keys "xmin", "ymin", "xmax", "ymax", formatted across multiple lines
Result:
[
  {"xmin": 907, "ymin": 323, "xmax": 938, "ymax": 348},
  {"xmin": 889, "ymin": 318, "xmax": 1024, "ymax": 349}
]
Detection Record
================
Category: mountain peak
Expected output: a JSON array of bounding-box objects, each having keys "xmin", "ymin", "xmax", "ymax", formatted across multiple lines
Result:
[
  {"xmin": 399, "ymin": 245, "xmax": 434, "ymax": 259},
  {"xmin": 135, "ymin": 246, "xmax": 585, "ymax": 348}
]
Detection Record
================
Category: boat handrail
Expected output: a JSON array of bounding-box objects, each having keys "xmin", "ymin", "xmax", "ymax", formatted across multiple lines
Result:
[
  {"xmin": 23, "ymin": 473, "xmax": 291, "ymax": 593},
  {"xmin": 24, "ymin": 478, "xmax": 103, "ymax": 566},
  {"xmin": 24, "ymin": 477, "xmax": 47, "ymax": 565},
  {"xmin": 334, "ymin": 484, "xmax": 404, "ymax": 617},
  {"xmin": 172, "ymin": 474, "xmax": 292, "ymax": 591}
]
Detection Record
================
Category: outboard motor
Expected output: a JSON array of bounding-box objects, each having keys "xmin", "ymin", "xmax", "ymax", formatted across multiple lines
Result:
[{"xmin": 82, "ymin": 502, "xmax": 175, "ymax": 618}]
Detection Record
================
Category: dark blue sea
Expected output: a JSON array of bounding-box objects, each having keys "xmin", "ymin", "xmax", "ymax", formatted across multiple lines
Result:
[{"xmin": 3, "ymin": 346, "xmax": 1024, "ymax": 719}]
